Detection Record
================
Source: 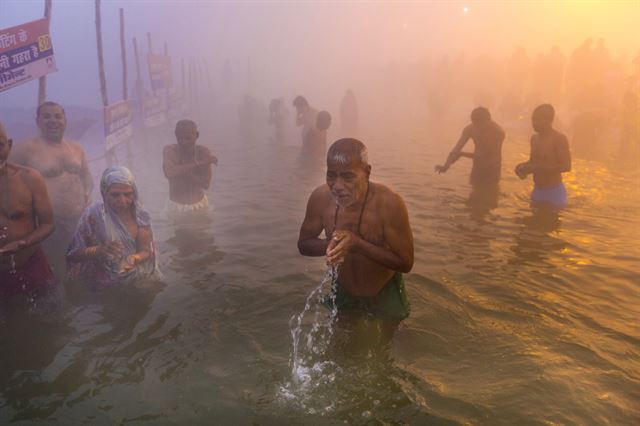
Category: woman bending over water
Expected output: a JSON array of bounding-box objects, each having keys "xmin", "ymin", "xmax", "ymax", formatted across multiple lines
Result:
[{"xmin": 67, "ymin": 166, "xmax": 157, "ymax": 285}]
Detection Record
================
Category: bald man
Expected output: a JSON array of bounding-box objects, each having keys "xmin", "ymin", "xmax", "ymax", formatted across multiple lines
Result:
[
  {"xmin": 0, "ymin": 123, "xmax": 56, "ymax": 300},
  {"xmin": 163, "ymin": 119, "xmax": 218, "ymax": 214},
  {"xmin": 298, "ymin": 138, "xmax": 414, "ymax": 326},
  {"xmin": 515, "ymin": 104, "xmax": 571, "ymax": 207},
  {"xmin": 11, "ymin": 101, "xmax": 93, "ymax": 279}
]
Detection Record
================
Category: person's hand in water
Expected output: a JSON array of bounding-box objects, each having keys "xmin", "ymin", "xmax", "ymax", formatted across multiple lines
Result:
[
  {"xmin": 97, "ymin": 241, "xmax": 124, "ymax": 259},
  {"xmin": 121, "ymin": 254, "xmax": 139, "ymax": 272},
  {"xmin": 0, "ymin": 239, "xmax": 27, "ymax": 255},
  {"xmin": 435, "ymin": 151, "xmax": 460, "ymax": 174},
  {"xmin": 515, "ymin": 162, "xmax": 531, "ymax": 179},
  {"xmin": 326, "ymin": 229, "xmax": 357, "ymax": 265}
]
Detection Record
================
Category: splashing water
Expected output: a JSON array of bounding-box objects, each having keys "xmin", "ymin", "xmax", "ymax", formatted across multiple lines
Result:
[
  {"xmin": 9, "ymin": 253, "xmax": 16, "ymax": 274},
  {"xmin": 278, "ymin": 265, "xmax": 341, "ymax": 413}
]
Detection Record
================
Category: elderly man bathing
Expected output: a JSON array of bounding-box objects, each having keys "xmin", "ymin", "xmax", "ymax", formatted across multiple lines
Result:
[{"xmin": 298, "ymin": 138, "xmax": 413, "ymax": 328}]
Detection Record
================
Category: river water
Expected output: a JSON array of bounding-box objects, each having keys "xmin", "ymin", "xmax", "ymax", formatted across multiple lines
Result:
[{"xmin": 1, "ymin": 117, "xmax": 639, "ymax": 425}]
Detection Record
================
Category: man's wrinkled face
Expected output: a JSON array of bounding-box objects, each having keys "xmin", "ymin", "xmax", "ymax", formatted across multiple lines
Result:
[
  {"xmin": 37, "ymin": 104, "xmax": 67, "ymax": 141},
  {"xmin": 106, "ymin": 183, "xmax": 135, "ymax": 213},
  {"xmin": 175, "ymin": 125, "xmax": 198, "ymax": 148},
  {"xmin": 326, "ymin": 155, "xmax": 370, "ymax": 208}
]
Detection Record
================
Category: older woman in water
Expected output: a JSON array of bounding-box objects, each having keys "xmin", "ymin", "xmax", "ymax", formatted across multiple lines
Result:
[{"xmin": 67, "ymin": 166, "xmax": 157, "ymax": 285}]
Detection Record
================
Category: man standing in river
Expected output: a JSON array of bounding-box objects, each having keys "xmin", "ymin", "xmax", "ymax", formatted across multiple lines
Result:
[
  {"xmin": 163, "ymin": 119, "xmax": 218, "ymax": 215},
  {"xmin": 298, "ymin": 138, "xmax": 414, "ymax": 330},
  {"xmin": 515, "ymin": 104, "xmax": 571, "ymax": 207},
  {"xmin": 0, "ymin": 123, "xmax": 56, "ymax": 300},
  {"xmin": 11, "ymin": 102, "xmax": 93, "ymax": 280}
]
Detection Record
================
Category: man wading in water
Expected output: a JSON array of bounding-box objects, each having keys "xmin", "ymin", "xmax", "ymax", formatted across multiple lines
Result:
[
  {"xmin": 298, "ymin": 138, "xmax": 414, "ymax": 341},
  {"xmin": 0, "ymin": 123, "xmax": 56, "ymax": 302},
  {"xmin": 163, "ymin": 119, "xmax": 218, "ymax": 215}
]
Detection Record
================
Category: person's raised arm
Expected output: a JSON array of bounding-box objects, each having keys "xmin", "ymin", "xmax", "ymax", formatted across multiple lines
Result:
[
  {"xmin": 435, "ymin": 126, "xmax": 471, "ymax": 173},
  {"xmin": 191, "ymin": 146, "xmax": 216, "ymax": 189},
  {"xmin": 162, "ymin": 145, "xmax": 201, "ymax": 179},
  {"xmin": 298, "ymin": 187, "xmax": 329, "ymax": 257},
  {"xmin": 327, "ymin": 191, "xmax": 414, "ymax": 272}
]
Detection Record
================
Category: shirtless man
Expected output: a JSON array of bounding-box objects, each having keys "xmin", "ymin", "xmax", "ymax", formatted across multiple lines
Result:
[
  {"xmin": 293, "ymin": 95, "xmax": 318, "ymax": 144},
  {"xmin": 515, "ymin": 104, "xmax": 571, "ymax": 207},
  {"xmin": 0, "ymin": 123, "xmax": 56, "ymax": 300},
  {"xmin": 298, "ymin": 138, "xmax": 414, "ymax": 325},
  {"xmin": 435, "ymin": 107, "xmax": 505, "ymax": 185},
  {"xmin": 11, "ymin": 102, "xmax": 93, "ymax": 279},
  {"xmin": 163, "ymin": 119, "xmax": 218, "ymax": 214}
]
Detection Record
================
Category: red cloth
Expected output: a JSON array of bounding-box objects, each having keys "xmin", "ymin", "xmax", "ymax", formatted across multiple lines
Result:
[{"xmin": 0, "ymin": 247, "xmax": 55, "ymax": 299}]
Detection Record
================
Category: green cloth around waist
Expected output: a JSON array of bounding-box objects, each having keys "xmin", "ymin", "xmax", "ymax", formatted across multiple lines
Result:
[{"xmin": 323, "ymin": 272, "xmax": 410, "ymax": 321}]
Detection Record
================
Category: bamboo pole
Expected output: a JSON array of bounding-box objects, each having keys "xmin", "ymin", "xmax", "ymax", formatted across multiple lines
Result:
[
  {"xmin": 133, "ymin": 36, "xmax": 148, "ymax": 152},
  {"xmin": 37, "ymin": 0, "xmax": 52, "ymax": 106},
  {"xmin": 95, "ymin": 0, "xmax": 112, "ymax": 166},
  {"xmin": 119, "ymin": 8, "xmax": 132, "ymax": 166}
]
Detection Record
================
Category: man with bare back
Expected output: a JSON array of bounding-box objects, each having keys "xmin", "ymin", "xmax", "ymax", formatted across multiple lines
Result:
[
  {"xmin": 163, "ymin": 119, "xmax": 218, "ymax": 215},
  {"xmin": 298, "ymin": 138, "xmax": 413, "ymax": 325},
  {"xmin": 0, "ymin": 123, "xmax": 56, "ymax": 300},
  {"xmin": 11, "ymin": 102, "xmax": 93, "ymax": 279},
  {"xmin": 515, "ymin": 104, "xmax": 571, "ymax": 207}
]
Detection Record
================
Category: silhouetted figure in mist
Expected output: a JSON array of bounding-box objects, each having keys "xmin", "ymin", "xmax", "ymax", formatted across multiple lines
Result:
[
  {"xmin": 268, "ymin": 98, "xmax": 289, "ymax": 144},
  {"xmin": 570, "ymin": 110, "xmax": 603, "ymax": 160},
  {"xmin": 435, "ymin": 107, "xmax": 505, "ymax": 185},
  {"xmin": 340, "ymin": 89, "xmax": 358, "ymax": 137},
  {"xmin": 302, "ymin": 111, "xmax": 331, "ymax": 159},
  {"xmin": 619, "ymin": 89, "xmax": 640, "ymax": 161},
  {"xmin": 547, "ymin": 46, "xmax": 566, "ymax": 105},
  {"xmin": 515, "ymin": 104, "xmax": 571, "ymax": 208},
  {"xmin": 293, "ymin": 95, "xmax": 318, "ymax": 144},
  {"xmin": 238, "ymin": 95, "xmax": 267, "ymax": 142},
  {"xmin": 162, "ymin": 120, "xmax": 217, "ymax": 215},
  {"xmin": 11, "ymin": 102, "xmax": 93, "ymax": 281}
]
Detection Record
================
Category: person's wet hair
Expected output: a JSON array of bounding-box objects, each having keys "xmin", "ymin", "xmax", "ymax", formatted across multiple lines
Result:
[
  {"xmin": 316, "ymin": 111, "xmax": 331, "ymax": 131},
  {"xmin": 470, "ymin": 107, "xmax": 491, "ymax": 124},
  {"xmin": 533, "ymin": 104, "xmax": 555, "ymax": 121},
  {"xmin": 327, "ymin": 138, "xmax": 368, "ymax": 167},
  {"xmin": 293, "ymin": 96, "xmax": 308, "ymax": 108},
  {"xmin": 37, "ymin": 101, "xmax": 66, "ymax": 118}
]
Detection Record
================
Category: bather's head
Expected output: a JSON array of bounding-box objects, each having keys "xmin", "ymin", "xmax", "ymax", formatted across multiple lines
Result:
[
  {"xmin": 326, "ymin": 138, "xmax": 371, "ymax": 208},
  {"xmin": 36, "ymin": 101, "xmax": 67, "ymax": 143},
  {"xmin": 101, "ymin": 166, "xmax": 139, "ymax": 214},
  {"xmin": 175, "ymin": 119, "xmax": 199, "ymax": 149},
  {"xmin": 532, "ymin": 104, "xmax": 555, "ymax": 134}
]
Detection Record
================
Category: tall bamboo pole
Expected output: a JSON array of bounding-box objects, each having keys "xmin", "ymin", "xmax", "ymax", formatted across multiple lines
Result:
[
  {"xmin": 95, "ymin": 0, "xmax": 112, "ymax": 165},
  {"xmin": 37, "ymin": 0, "xmax": 52, "ymax": 105},
  {"xmin": 119, "ymin": 8, "xmax": 132, "ymax": 166}
]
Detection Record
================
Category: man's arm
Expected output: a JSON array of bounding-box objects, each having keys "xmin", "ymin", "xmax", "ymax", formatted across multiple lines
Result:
[
  {"xmin": 435, "ymin": 127, "xmax": 471, "ymax": 173},
  {"xmin": 327, "ymin": 191, "xmax": 414, "ymax": 272},
  {"xmin": 515, "ymin": 136, "xmax": 535, "ymax": 178},
  {"xmin": 78, "ymin": 145, "xmax": 93, "ymax": 202},
  {"xmin": 162, "ymin": 146, "xmax": 200, "ymax": 179},
  {"xmin": 298, "ymin": 187, "xmax": 329, "ymax": 256},
  {"xmin": 0, "ymin": 170, "xmax": 55, "ymax": 254},
  {"xmin": 191, "ymin": 146, "xmax": 215, "ymax": 189}
]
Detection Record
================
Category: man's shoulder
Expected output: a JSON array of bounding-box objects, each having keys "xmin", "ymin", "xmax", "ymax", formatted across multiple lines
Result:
[
  {"xmin": 195, "ymin": 144, "xmax": 212, "ymax": 155},
  {"xmin": 372, "ymin": 182, "xmax": 404, "ymax": 204},
  {"xmin": 162, "ymin": 144, "xmax": 179, "ymax": 155},
  {"xmin": 552, "ymin": 129, "xmax": 569, "ymax": 144}
]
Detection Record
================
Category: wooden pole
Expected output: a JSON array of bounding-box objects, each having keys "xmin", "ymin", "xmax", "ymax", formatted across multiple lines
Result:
[
  {"xmin": 133, "ymin": 37, "xmax": 148, "ymax": 152},
  {"xmin": 119, "ymin": 8, "xmax": 127, "ymax": 101},
  {"xmin": 119, "ymin": 8, "xmax": 132, "ymax": 166},
  {"xmin": 37, "ymin": 0, "xmax": 52, "ymax": 106},
  {"xmin": 181, "ymin": 58, "xmax": 185, "ymax": 92},
  {"xmin": 95, "ymin": 0, "xmax": 112, "ymax": 165},
  {"xmin": 95, "ymin": 0, "xmax": 109, "ymax": 107}
]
